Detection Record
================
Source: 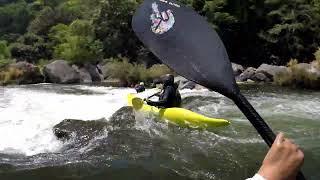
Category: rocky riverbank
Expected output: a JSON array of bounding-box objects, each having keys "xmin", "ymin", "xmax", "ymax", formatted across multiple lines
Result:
[
  {"xmin": 0, "ymin": 60, "xmax": 105, "ymax": 85},
  {"xmin": 1, "ymin": 60, "xmax": 319, "ymax": 90}
]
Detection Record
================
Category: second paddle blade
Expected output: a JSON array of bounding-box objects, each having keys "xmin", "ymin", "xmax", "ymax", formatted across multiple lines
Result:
[{"xmin": 132, "ymin": 0, "xmax": 237, "ymax": 97}]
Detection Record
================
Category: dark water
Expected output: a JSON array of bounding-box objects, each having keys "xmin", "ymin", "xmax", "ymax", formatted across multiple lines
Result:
[{"xmin": 0, "ymin": 84, "xmax": 319, "ymax": 180}]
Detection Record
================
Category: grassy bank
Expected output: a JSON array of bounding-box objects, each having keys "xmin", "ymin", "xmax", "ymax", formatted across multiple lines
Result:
[
  {"xmin": 0, "ymin": 67, "xmax": 23, "ymax": 85},
  {"xmin": 274, "ymin": 57, "xmax": 320, "ymax": 90},
  {"xmin": 103, "ymin": 57, "xmax": 174, "ymax": 87}
]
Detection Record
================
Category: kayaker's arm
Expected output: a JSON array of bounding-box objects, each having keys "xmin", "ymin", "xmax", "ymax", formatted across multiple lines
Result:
[
  {"xmin": 146, "ymin": 99, "xmax": 167, "ymax": 107},
  {"xmin": 146, "ymin": 88, "xmax": 172, "ymax": 107}
]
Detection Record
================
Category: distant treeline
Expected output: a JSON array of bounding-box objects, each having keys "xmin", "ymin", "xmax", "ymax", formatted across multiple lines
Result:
[{"xmin": 0, "ymin": 0, "xmax": 319, "ymax": 68}]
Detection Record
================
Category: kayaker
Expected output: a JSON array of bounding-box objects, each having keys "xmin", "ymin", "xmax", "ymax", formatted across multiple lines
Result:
[
  {"xmin": 247, "ymin": 132, "xmax": 304, "ymax": 180},
  {"xmin": 135, "ymin": 82, "xmax": 146, "ymax": 93},
  {"xmin": 146, "ymin": 74, "xmax": 181, "ymax": 108}
]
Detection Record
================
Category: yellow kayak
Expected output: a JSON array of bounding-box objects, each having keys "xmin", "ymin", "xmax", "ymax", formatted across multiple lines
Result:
[{"xmin": 127, "ymin": 93, "xmax": 230, "ymax": 128}]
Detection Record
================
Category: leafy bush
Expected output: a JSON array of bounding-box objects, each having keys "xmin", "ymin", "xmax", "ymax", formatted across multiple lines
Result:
[{"xmin": 103, "ymin": 57, "xmax": 174, "ymax": 86}]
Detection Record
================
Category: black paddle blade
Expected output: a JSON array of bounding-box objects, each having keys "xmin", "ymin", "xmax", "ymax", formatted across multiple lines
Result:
[{"xmin": 132, "ymin": 0, "xmax": 237, "ymax": 97}]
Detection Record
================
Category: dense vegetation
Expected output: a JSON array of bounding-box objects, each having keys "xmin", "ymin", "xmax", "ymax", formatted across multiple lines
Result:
[{"xmin": 0, "ymin": 0, "xmax": 319, "ymax": 69}]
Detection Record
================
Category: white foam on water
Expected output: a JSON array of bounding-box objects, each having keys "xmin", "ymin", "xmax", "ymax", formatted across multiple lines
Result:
[
  {"xmin": 0, "ymin": 85, "xmax": 211, "ymax": 156},
  {"xmin": 0, "ymin": 84, "xmax": 319, "ymax": 156},
  {"xmin": 0, "ymin": 86, "xmax": 137, "ymax": 156}
]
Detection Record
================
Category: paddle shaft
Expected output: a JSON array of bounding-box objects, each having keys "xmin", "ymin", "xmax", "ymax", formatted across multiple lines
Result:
[
  {"xmin": 233, "ymin": 93, "xmax": 306, "ymax": 180},
  {"xmin": 147, "ymin": 91, "xmax": 162, "ymax": 99}
]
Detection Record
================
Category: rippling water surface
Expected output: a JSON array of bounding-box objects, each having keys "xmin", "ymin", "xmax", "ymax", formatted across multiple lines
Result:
[{"xmin": 0, "ymin": 84, "xmax": 319, "ymax": 180}]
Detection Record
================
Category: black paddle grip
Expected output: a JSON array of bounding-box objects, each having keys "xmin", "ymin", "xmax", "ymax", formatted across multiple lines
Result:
[{"xmin": 233, "ymin": 93, "xmax": 306, "ymax": 180}]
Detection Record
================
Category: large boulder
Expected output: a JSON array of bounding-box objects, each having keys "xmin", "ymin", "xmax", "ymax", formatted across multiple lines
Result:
[
  {"xmin": 43, "ymin": 60, "xmax": 80, "ymax": 84},
  {"xmin": 84, "ymin": 63, "xmax": 103, "ymax": 82},
  {"xmin": 9, "ymin": 61, "xmax": 44, "ymax": 84},
  {"xmin": 256, "ymin": 64, "xmax": 288, "ymax": 80},
  {"xmin": 251, "ymin": 72, "xmax": 272, "ymax": 82},
  {"xmin": 232, "ymin": 62, "xmax": 245, "ymax": 76},
  {"xmin": 238, "ymin": 67, "xmax": 256, "ymax": 82},
  {"xmin": 72, "ymin": 65, "xmax": 92, "ymax": 83},
  {"xmin": 101, "ymin": 63, "xmax": 110, "ymax": 79}
]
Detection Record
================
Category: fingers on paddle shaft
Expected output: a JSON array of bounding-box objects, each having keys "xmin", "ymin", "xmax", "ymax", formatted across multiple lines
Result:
[{"xmin": 234, "ymin": 94, "xmax": 307, "ymax": 179}]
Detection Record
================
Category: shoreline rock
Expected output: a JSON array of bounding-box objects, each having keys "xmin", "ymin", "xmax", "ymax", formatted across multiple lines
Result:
[
  {"xmin": 232, "ymin": 62, "xmax": 245, "ymax": 76},
  {"xmin": 9, "ymin": 61, "xmax": 44, "ymax": 84},
  {"xmin": 1, "ymin": 61, "xmax": 319, "ymax": 90},
  {"xmin": 43, "ymin": 60, "xmax": 80, "ymax": 84}
]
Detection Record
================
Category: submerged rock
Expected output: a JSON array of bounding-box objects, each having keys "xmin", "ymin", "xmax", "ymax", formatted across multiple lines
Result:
[
  {"xmin": 109, "ymin": 106, "xmax": 136, "ymax": 129},
  {"xmin": 53, "ymin": 118, "xmax": 109, "ymax": 141},
  {"xmin": 43, "ymin": 60, "xmax": 80, "ymax": 84},
  {"xmin": 53, "ymin": 107, "xmax": 136, "ymax": 142}
]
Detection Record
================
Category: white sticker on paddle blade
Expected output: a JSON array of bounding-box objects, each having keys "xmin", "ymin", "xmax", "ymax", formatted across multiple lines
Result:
[{"xmin": 150, "ymin": 2, "xmax": 175, "ymax": 34}]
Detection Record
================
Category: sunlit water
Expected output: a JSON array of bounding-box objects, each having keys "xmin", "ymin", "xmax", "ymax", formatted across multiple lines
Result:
[{"xmin": 0, "ymin": 84, "xmax": 319, "ymax": 180}]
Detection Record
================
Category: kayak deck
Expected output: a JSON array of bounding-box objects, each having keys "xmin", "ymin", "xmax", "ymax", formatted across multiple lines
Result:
[{"xmin": 127, "ymin": 93, "xmax": 230, "ymax": 128}]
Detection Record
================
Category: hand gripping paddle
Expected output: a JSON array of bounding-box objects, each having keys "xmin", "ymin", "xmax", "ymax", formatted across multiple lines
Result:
[{"xmin": 132, "ymin": 1, "xmax": 306, "ymax": 179}]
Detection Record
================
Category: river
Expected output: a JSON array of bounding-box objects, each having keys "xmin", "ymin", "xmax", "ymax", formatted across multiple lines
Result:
[{"xmin": 0, "ymin": 84, "xmax": 319, "ymax": 180}]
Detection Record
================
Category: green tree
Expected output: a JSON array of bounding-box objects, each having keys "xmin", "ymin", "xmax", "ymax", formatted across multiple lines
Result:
[
  {"xmin": 199, "ymin": 0, "xmax": 320, "ymax": 66},
  {"xmin": 259, "ymin": 0, "xmax": 320, "ymax": 64},
  {"xmin": 93, "ymin": 0, "xmax": 141, "ymax": 59},
  {"xmin": 28, "ymin": 6, "xmax": 56, "ymax": 35},
  {"xmin": 0, "ymin": 41, "xmax": 11, "ymax": 59},
  {"xmin": 10, "ymin": 33, "xmax": 51, "ymax": 63},
  {"xmin": 50, "ymin": 20, "xmax": 103, "ymax": 65},
  {"xmin": 0, "ymin": 0, "xmax": 33, "ymax": 38},
  {"xmin": 0, "ymin": 40, "xmax": 13, "ymax": 69}
]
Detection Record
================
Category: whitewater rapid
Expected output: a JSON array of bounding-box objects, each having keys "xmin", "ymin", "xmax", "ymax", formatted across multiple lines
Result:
[
  {"xmin": 1, "ymin": 84, "xmax": 320, "ymax": 179},
  {"xmin": 0, "ymin": 85, "xmax": 214, "ymax": 156},
  {"xmin": 0, "ymin": 84, "xmax": 319, "ymax": 157}
]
